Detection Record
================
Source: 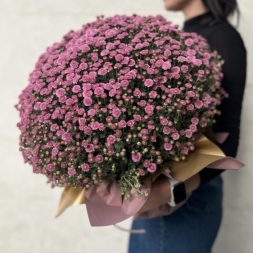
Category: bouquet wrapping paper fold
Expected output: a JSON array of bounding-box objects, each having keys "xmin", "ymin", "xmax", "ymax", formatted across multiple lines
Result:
[{"xmin": 55, "ymin": 134, "xmax": 244, "ymax": 226}]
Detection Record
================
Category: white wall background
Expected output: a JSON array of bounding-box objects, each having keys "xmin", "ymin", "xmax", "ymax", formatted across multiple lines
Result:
[{"xmin": 0, "ymin": 0, "xmax": 252, "ymax": 252}]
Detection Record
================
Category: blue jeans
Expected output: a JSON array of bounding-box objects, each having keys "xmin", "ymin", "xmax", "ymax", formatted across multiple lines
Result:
[{"xmin": 128, "ymin": 175, "xmax": 223, "ymax": 253}]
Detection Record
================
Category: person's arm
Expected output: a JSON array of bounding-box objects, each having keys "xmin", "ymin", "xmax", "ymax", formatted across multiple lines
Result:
[
  {"xmin": 198, "ymin": 24, "xmax": 247, "ymax": 185},
  {"xmin": 134, "ymin": 174, "xmax": 200, "ymax": 219},
  {"xmin": 135, "ymin": 25, "xmax": 247, "ymax": 217}
]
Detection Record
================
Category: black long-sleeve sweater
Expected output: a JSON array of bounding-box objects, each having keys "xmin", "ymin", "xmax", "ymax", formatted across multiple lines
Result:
[{"xmin": 183, "ymin": 12, "xmax": 247, "ymax": 185}]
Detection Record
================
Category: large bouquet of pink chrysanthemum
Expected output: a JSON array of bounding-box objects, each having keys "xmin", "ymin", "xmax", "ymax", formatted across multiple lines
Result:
[{"xmin": 15, "ymin": 14, "xmax": 226, "ymax": 201}]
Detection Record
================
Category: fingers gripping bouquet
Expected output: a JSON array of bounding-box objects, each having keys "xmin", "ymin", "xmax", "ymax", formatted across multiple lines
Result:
[{"xmin": 15, "ymin": 14, "xmax": 243, "ymax": 226}]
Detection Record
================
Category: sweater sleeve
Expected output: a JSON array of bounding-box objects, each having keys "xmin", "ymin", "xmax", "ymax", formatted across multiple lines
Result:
[{"xmin": 198, "ymin": 24, "xmax": 247, "ymax": 185}]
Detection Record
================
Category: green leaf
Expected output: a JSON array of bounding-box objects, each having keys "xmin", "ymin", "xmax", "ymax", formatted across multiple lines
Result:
[{"xmin": 99, "ymin": 133, "xmax": 105, "ymax": 138}]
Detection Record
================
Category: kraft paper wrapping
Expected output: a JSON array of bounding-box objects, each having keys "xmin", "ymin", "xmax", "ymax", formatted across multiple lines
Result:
[{"xmin": 55, "ymin": 134, "xmax": 244, "ymax": 226}]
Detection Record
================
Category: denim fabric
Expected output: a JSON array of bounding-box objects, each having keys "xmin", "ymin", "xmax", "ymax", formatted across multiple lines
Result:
[{"xmin": 128, "ymin": 175, "xmax": 223, "ymax": 253}]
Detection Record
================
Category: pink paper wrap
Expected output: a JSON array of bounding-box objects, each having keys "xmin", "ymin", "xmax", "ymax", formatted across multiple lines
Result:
[
  {"xmin": 85, "ymin": 180, "xmax": 150, "ymax": 226},
  {"xmin": 56, "ymin": 133, "xmax": 245, "ymax": 227}
]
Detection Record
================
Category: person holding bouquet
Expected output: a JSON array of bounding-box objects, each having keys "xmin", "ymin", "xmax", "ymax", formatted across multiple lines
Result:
[
  {"xmin": 15, "ymin": 0, "xmax": 246, "ymax": 251},
  {"xmin": 128, "ymin": 0, "xmax": 247, "ymax": 252}
]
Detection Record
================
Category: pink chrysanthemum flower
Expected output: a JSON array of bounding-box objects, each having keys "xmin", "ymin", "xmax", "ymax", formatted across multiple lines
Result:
[
  {"xmin": 144, "ymin": 79, "xmax": 154, "ymax": 87},
  {"xmin": 81, "ymin": 163, "xmax": 90, "ymax": 172},
  {"xmin": 95, "ymin": 155, "xmax": 104, "ymax": 163},
  {"xmin": 68, "ymin": 167, "xmax": 76, "ymax": 176},
  {"xmin": 147, "ymin": 163, "xmax": 157, "ymax": 173},
  {"xmin": 107, "ymin": 135, "xmax": 116, "ymax": 144},
  {"xmin": 132, "ymin": 152, "xmax": 142, "ymax": 163},
  {"xmin": 16, "ymin": 14, "xmax": 225, "ymax": 196}
]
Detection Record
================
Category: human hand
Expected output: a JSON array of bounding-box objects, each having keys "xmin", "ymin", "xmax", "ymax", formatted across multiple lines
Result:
[
  {"xmin": 133, "ymin": 172, "xmax": 201, "ymax": 219},
  {"xmin": 134, "ymin": 176, "xmax": 171, "ymax": 219}
]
